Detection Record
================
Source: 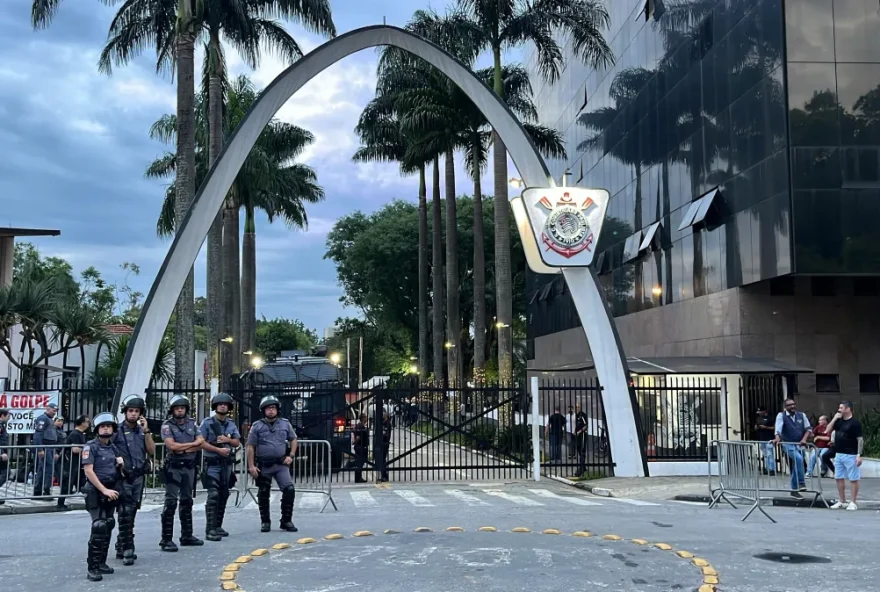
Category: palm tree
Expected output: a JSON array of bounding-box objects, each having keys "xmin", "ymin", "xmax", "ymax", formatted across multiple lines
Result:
[
  {"xmin": 397, "ymin": 61, "xmax": 565, "ymax": 380},
  {"xmin": 93, "ymin": 334, "xmax": 174, "ymax": 385},
  {"xmin": 443, "ymin": 0, "xmax": 614, "ymax": 382},
  {"xmin": 370, "ymin": 46, "xmax": 448, "ymax": 384},
  {"xmin": 95, "ymin": 0, "xmax": 334, "ymax": 383},
  {"xmin": 352, "ymin": 91, "xmax": 431, "ymax": 382},
  {"xmin": 148, "ymin": 75, "xmax": 324, "ymax": 357}
]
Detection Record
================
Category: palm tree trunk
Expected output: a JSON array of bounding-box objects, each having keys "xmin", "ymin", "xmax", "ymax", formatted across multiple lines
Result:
[
  {"xmin": 431, "ymin": 155, "xmax": 445, "ymax": 384},
  {"xmin": 80, "ymin": 346, "xmax": 86, "ymax": 389},
  {"xmin": 418, "ymin": 165, "xmax": 429, "ymax": 382},
  {"xmin": 241, "ymin": 202, "xmax": 257, "ymax": 356},
  {"xmin": 173, "ymin": 18, "xmax": 196, "ymax": 389},
  {"xmin": 471, "ymin": 135, "xmax": 486, "ymax": 382},
  {"xmin": 206, "ymin": 25, "xmax": 225, "ymax": 384},
  {"xmin": 444, "ymin": 149, "xmax": 460, "ymax": 388},
  {"xmin": 492, "ymin": 45, "xmax": 513, "ymax": 385}
]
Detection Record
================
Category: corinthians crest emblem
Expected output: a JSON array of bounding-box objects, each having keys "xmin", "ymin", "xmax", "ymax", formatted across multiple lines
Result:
[{"xmin": 536, "ymin": 192, "xmax": 596, "ymax": 258}]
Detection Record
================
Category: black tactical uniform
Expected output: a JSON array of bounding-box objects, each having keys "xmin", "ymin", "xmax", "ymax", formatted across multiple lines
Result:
[
  {"xmin": 200, "ymin": 392, "xmax": 241, "ymax": 542},
  {"xmin": 159, "ymin": 394, "xmax": 205, "ymax": 551},
  {"xmin": 113, "ymin": 396, "xmax": 151, "ymax": 565},
  {"xmin": 246, "ymin": 395, "xmax": 298, "ymax": 533},
  {"xmin": 82, "ymin": 412, "xmax": 122, "ymax": 582}
]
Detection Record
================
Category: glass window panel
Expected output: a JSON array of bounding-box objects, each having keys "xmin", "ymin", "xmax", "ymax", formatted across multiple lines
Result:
[
  {"xmin": 693, "ymin": 188, "xmax": 720, "ymax": 225},
  {"xmin": 834, "ymin": 0, "xmax": 880, "ymax": 62},
  {"xmin": 784, "ymin": 0, "xmax": 835, "ymax": 62},
  {"xmin": 678, "ymin": 198, "xmax": 703, "ymax": 231},
  {"xmin": 837, "ymin": 64, "xmax": 880, "ymax": 146},
  {"xmin": 787, "ymin": 63, "xmax": 839, "ymax": 147}
]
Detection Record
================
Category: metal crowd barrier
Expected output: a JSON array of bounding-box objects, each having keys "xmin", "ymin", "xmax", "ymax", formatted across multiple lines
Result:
[
  {"xmin": 0, "ymin": 442, "xmax": 243, "ymax": 507},
  {"xmin": 237, "ymin": 440, "xmax": 336, "ymax": 513},
  {"xmin": 709, "ymin": 440, "xmax": 831, "ymax": 522}
]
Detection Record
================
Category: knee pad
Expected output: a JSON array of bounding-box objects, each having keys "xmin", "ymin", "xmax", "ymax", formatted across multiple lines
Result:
[
  {"xmin": 206, "ymin": 489, "xmax": 220, "ymax": 503},
  {"xmin": 282, "ymin": 484, "xmax": 295, "ymax": 496},
  {"xmin": 163, "ymin": 498, "xmax": 178, "ymax": 511},
  {"xmin": 92, "ymin": 519, "xmax": 112, "ymax": 536},
  {"xmin": 179, "ymin": 497, "xmax": 193, "ymax": 509},
  {"xmin": 106, "ymin": 517, "xmax": 116, "ymax": 531}
]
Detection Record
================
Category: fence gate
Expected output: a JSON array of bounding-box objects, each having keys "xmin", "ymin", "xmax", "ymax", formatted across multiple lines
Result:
[
  {"xmin": 373, "ymin": 383, "xmax": 531, "ymax": 482},
  {"xmin": 740, "ymin": 375, "xmax": 783, "ymax": 440},
  {"xmin": 537, "ymin": 379, "xmax": 615, "ymax": 480}
]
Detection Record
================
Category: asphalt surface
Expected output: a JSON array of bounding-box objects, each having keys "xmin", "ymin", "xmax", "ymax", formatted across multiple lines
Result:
[{"xmin": 1, "ymin": 480, "xmax": 878, "ymax": 591}]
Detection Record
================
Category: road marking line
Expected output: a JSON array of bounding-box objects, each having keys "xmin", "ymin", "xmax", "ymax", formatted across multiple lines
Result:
[
  {"xmin": 349, "ymin": 491, "xmax": 378, "ymax": 507},
  {"xmin": 445, "ymin": 489, "xmax": 491, "ymax": 506},
  {"xmin": 297, "ymin": 493, "xmax": 324, "ymax": 509},
  {"xmin": 395, "ymin": 489, "xmax": 434, "ymax": 506},
  {"xmin": 468, "ymin": 483, "xmax": 505, "ymax": 487},
  {"xmin": 529, "ymin": 488, "xmax": 603, "ymax": 506},
  {"xmin": 606, "ymin": 497, "xmax": 661, "ymax": 506},
  {"xmin": 483, "ymin": 490, "xmax": 544, "ymax": 506}
]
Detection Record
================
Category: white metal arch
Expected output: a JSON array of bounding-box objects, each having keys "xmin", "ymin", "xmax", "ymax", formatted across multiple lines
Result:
[{"xmin": 114, "ymin": 25, "xmax": 646, "ymax": 477}]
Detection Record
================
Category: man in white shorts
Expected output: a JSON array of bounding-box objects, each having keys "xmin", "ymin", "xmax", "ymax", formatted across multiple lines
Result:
[{"xmin": 826, "ymin": 401, "xmax": 863, "ymax": 510}]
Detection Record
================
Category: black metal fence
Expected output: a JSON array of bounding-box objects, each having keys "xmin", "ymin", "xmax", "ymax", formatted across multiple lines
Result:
[
  {"xmin": 633, "ymin": 375, "xmax": 724, "ymax": 461},
  {"xmin": 536, "ymin": 379, "xmax": 614, "ymax": 480}
]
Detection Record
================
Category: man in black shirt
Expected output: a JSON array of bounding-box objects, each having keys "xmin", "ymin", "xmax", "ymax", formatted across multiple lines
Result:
[
  {"xmin": 826, "ymin": 401, "xmax": 863, "ymax": 510},
  {"xmin": 755, "ymin": 407, "xmax": 776, "ymax": 474},
  {"xmin": 546, "ymin": 407, "xmax": 565, "ymax": 462},
  {"xmin": 58, "ymin": 415, "xmax": 91, "ymax": 509}
]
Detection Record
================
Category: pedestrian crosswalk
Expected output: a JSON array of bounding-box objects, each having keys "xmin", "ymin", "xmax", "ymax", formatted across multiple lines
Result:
[{"xmin": 249, "ymin": 487, "xmax": 664, "ymax": 513}]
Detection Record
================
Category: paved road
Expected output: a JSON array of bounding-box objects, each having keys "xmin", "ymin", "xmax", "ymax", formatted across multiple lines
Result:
[{"xmin": 2, "ymin": 480, "xmax": 878, "ymax": 591}]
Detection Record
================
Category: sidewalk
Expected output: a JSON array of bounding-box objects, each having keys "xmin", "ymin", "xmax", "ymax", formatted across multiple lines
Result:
[{"xmin": 554, "ymin": 475, "xmax": 880, "ymax": 510}]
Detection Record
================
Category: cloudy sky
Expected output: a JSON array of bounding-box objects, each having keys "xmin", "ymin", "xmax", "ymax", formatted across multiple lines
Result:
[{"xmin": 0, "ymin": 0, "xmax": 520, "ymax": 336}]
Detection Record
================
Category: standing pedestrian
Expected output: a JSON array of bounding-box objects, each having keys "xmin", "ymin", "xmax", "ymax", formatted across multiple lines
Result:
[
  {"xmin": 772, "ymin": 398, "xmax": 812, "ymax": 496},
  {"xmin": 826, "ymin": 401, "xmax": 864, "ymax": 510},
  {"xmin": 82, "ymin": 412, "xmax": 124, "ymax": 582},
  {"xmin": 807, "ymin": 415, "xmax": 832, "ymax": 478},
  {"xmin": 200, "ymin": 392, "xmax": 241, "ymax": 542},
  {"xmin": 346, "ymin": 413, "xmax": 369, "ymax": 483},
  {"xmin": 380, "ymin": 409, "xmax": 392, "ymax": 482},
  {"xmin": 574, "ymin": 404, "xmax": 588, "ymax": 476},
  {"xmin": 113, "ymin": 396, "xmax": 155, "ymax": 566},
  {"xmin": 159, "ymin": 394, "xmax": 205, "ymax": 551},
  {"xmin": 32, "ymin": 402, "xmax": 59, "ymax": 499},
  {"xmin": 755, "ymin": 407, "xmax": 776, "ymax": 474},
  {"xmin": 58, "ymin": 415, "xmax": 91, "ymax": 510},
  {"xmin": 246, "ymin": 395, "xmax": 298, "ymax": 533},
  {"xmin": 545, "ymin": 407, "xmax": 565, "ymax": 462},
  {"xmin": 0, "ymin": 408, "xmax": 9, "ymax": 505}
]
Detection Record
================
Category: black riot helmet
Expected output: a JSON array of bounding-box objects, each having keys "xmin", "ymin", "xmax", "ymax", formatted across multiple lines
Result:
[
  {"xmin": 259, "ymin": 395, "xmax": 281, "ymax": 413},
  {"xmin": 211, "ymin": 392, "xmax": 235, "ymax": 411},
  {"xmin": 168, "ymin": 394, "xmax": 190, "ymax": 413},
  {"xmin": 93, "ymin": 412, "xmax": 118, "ymax": 433},
  {"xmin": 121, "ymin": 395, "xmax": 146, "ymax": 414}
]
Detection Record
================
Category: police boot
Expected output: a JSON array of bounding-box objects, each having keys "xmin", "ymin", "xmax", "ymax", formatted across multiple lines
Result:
[
  {"xmin": 87, "ymin": 535, "xmax": 106, "ymax": 581},
  {"xmin": 216, "ymin": 493, "xmax": 230, "ymax": 537},
  {"xmin": 159, "ymin": 500, "xmax": 178, "ymax": 552},
  {"xmin": 178, "ymin": 499, "xmax": 204, "ymax": 546},
  {"xmin": 205, "ymin": 492, "xmax": 223, "ymax": 542},
  {"xmin": 258, "ymin": 486, "xmax": 272, "ymax": 532},
  {"xmin": 279, "ymin": 486, "xmax": 298, "ymax": 532}
]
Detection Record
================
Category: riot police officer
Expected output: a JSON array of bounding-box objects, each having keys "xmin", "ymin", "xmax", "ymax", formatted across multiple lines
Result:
[
  {"xmin": 200, "ymin": 392, "xmax": 241, "ymax": 542},
  {"xmin": 159, "ymin": 394, "xmax": 205, "ymax": 551},
  {"xmin": 82, "ymin": 412, "xmax": 124, "ymax": 582},
  {"xmin": 113, "ymin": 396, "xmax": 155, "ymax": 565},
  {"xmin": 246, "ymin": 395, "xmax": 298, "ymax": 533}
]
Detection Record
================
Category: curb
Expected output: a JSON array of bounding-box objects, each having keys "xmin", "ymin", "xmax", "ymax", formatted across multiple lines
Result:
[
  {"xmin": 673, "ymin": 494, "xmax": 880, "ymax": 510},
  {"xmin": 0, "ymin": 502, "xmax": 87, "ymax": 516},
  {"xmin": 548, "ymin": 475, "xmax": 614, "ymax": 497},
  {"xmin": 217, "ymin": 526, "xmax": 721, "ymax": 591}
]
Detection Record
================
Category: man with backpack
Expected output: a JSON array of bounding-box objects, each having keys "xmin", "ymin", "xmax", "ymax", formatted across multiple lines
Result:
[{"xmin": 772, "ymin": 398, "xmax": 812, "ymax": 496}]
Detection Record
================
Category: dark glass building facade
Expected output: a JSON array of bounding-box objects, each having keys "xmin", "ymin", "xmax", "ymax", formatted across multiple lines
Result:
[{"xmin": 525, "ymin": 0, "xmax": 880, "ymax": 408}]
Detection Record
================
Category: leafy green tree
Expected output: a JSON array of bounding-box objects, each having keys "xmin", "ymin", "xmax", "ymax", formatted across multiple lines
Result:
[{"xmin": 255, "ymin": 317, "xmax": 318, "ymax": 360}]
